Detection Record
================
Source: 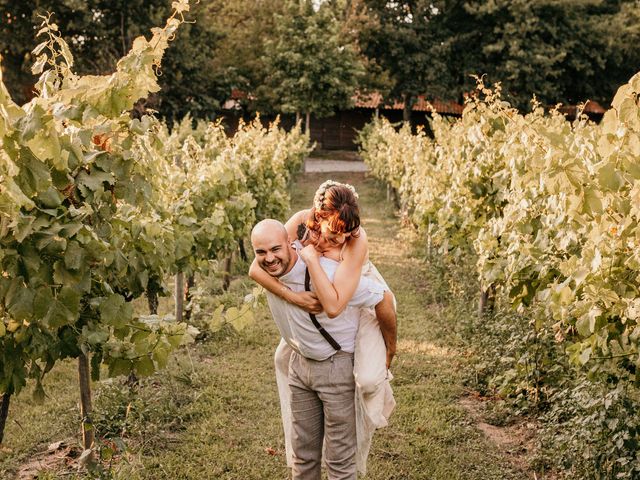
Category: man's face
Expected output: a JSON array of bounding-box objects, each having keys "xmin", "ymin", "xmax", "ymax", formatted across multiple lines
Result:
[{"xmin": 252, "ymin": 236, "xmax": 293, "ymax": 278}]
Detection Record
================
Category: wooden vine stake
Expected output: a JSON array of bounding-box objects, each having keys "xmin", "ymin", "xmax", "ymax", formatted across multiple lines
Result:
[
  {"xmin": 175, "ymin": 272, "xmax": 185, "ymax": 322},
  {"xmin": 78, "ymin": 353, "xmax": 94, "ymax": 456},
  {"xmin": 185, "ymin": 275, "xmax": 196, "ymax": 321},
  {"xmin": 146, "ymin": 284, "xmax": 159, "ymax": 315},
  {"xmin": 222, "ymin": 256, "xmax": 233, "ymax": 291},
  {"xmin": 479, "ymin": 285, "xmax": 495, "ymax": 316},
  {"xmin": 0, "ymin": 392, "xmax": 11, "ymax": 444}
]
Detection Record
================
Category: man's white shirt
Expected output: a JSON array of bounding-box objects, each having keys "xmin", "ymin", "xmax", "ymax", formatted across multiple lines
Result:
[{"xmin": 266, "ymin": 250, "xmax": 385, "ymax": 361}]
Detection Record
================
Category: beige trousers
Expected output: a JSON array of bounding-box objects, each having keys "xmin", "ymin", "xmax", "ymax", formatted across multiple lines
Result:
[
  {"xmin": 274, "ymin": 261, "xmax": 396, "ymax": 475},
  {"xmin": 289, "ymin": 350, "xmax": 357, "ymax": 480}
]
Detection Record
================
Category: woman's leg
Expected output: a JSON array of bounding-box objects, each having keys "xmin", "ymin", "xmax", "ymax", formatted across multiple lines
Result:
[
  {"xmin": 354, "ymin": 309, "xmax": 388, "ymax": 395},
  {"xmin": 353, "ymin": 262, "xmax": 398, "ymax": 474},
  {"xmin": 375, "ymin": 291, "xmax": 397, "ymax": 369},
  {"xmin": 353, "ymin": 307, "xmax": 396, "ymax": 474}
]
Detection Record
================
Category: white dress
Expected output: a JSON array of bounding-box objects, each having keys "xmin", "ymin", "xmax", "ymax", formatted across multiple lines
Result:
[{"xmin": 274, "ymin": 260, "xmax": 396, "ymax": 475}]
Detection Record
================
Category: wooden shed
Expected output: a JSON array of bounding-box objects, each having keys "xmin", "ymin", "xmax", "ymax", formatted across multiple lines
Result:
[
  {"xmin": 307, "ymin": 93, "xmax": 464, "ymax": 150},
  {"xmin": 221, "ymin": 90, "xmax": 464, "ymax": 150}
]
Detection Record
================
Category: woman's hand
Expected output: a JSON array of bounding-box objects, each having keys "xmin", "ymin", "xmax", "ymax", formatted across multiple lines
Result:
[
  {"xmin": 299, "ymin": 244, "xmax": 321, "ymax": 264},
  {"xmin": 285, "ymin": 290, "xmax": 323, "ymax": 314}
]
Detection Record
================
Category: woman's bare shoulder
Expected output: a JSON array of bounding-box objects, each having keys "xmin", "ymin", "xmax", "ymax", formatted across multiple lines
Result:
[
  {"xmin": 343, "ymin": 227, "xmax": 368, "ymax": 261},
  {"xmin": 291, "ymin": 209, "xmax": 311, "ymax": 221},
  {"xmin": 285, "ymin": 209, "xmax": 311, "ymax": 227}
]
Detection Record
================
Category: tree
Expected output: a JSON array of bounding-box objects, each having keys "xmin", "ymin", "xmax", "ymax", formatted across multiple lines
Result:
[
  {"xmin": 464, "ymin": 0, "xmax": 640, "ymax": 109},
  {"xmin": 203, "ymin": 1, "xmax": 287, "ymax": 102},
  {"xmin": 0, "ymin": 0, "xmax": 232, "ymax": 122},
  {"xmin": 259, "ymin": 0, "xmax": 364, "ymax": 133},
  {"xmin": 0, "ymin": 5, "xmax": 196, "ymax": 449},
  {"xmin": 356, "ymin": 0, "xmax": 640, "ymax": 116},
  {"xmin": 357, "ymin": 0, "xmax": 452, "ymax": 121}
]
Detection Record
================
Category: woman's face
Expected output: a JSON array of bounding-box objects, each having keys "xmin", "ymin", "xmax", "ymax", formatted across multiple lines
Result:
[{"xmin": 315, "ymin": 220, "xmax": 350, "ymax": 251}]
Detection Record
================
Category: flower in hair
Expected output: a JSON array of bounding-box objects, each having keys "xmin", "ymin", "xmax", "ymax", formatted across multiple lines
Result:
[{"xmin": 313, "ymin": 180, "xmax": 359, "ymax": 211}]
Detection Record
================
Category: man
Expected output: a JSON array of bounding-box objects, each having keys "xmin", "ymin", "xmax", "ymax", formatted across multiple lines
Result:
[{"xmin": 251, "ymin": 219, "xmax": 394, "ymax": 480}]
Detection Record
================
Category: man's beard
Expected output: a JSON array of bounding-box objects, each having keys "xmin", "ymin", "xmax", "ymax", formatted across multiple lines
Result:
[{"xmin": 262, "ymin": 252, "xmax": 291, "ymax": 277}]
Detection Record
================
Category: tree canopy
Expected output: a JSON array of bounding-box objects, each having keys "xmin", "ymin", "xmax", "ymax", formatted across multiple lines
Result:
[
  {"xmin": 1, "ymin": 0, "xmax": 638, "ymax": 121},
  {"xmin": 0, "ymin": 0, "xmax": 231, "ymax": 122},
  {"xmin": 258, "ymin": 0, "xmax": 364, "ymax": 128}
]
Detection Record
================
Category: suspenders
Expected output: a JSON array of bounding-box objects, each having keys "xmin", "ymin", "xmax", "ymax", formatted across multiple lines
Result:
[{"xmin": 304, "ymin": 268, "xmax": 342, "ymax": 351}]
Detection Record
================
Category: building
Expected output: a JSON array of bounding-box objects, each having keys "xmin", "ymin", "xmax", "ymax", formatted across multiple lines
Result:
[{"xmin": 221, "ymin": 91, "xmax": 607, "ymax": 150}]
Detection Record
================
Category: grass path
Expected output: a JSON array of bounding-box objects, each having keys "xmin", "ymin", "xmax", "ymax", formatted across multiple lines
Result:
[{"xmin": 0, "ymin": 172, "xmax": 520, "ymax": 479}]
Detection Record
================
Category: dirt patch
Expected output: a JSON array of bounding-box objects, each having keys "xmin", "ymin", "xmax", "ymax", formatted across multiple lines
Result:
[
  {"xmin": 16, "ymin": 439, "xmax": 81, "ymax": 479},
  {"xmin": 459, "ymin": 394, "xmax": 557, "ymax": 479}
]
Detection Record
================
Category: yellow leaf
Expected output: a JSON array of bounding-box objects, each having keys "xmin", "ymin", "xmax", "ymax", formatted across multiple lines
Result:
[
  {"xmin": 559, "ymin": 286, "xmax": 573, "ymax": 305},
  {"xmin": 6, "ymin": 320, "xmax": 21, "ymax": 333}
]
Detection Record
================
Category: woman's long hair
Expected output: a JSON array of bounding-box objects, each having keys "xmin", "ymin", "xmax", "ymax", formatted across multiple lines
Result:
[{"xmin": 306, "ymin": 181, "xmax": 361, "ymax": 236}]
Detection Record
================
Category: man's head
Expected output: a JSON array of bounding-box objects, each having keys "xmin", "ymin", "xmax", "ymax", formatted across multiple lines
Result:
[{"xmin": 251, "ymin": 219, "xmax": 296, "ymax": 278}]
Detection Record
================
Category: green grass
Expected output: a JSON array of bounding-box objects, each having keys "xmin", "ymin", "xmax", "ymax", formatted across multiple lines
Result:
[{"xmin": 0, "ymin": 172, "xmax": 521, "ymax": 479}]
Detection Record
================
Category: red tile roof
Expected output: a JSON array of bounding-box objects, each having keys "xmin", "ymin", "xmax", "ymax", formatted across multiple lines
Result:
[
  {"xmin": 353, "ymin": 92, "xmax": 464, "ymax": 115},
  {"xmin": 555, "ymin": 100, "xmax": 606, "ymax": 117}
]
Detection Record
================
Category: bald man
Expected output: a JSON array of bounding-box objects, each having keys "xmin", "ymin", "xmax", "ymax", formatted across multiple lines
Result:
[{"xmin": 251, "ymin": 219, "xmax": 387, "ymax": 480}]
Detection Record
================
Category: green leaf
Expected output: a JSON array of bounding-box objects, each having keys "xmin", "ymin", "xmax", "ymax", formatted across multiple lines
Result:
[
  {"xmin": 208, "ymin": 304, "xmax": 224, "ymax": 332},
  {"xmin": 37, "ymin": 186, "xmax": 63, "ymax": 208},
  {"xmin": 16, "ymin": 149, "xmax": 52, "ymax": 195},
  {"xmin": 33, "ymin": 288, "xmax": 54, "ymax": 318},
  {"xmin": 13, "ymin": 215, "xmax": 36, "ymax": 242},
  {"xmin": 618, "ymin": 97, "xmax": 639, "ymax": 125},
  {"xmin": 77, "ymin": 169, "xmax": 114, "ymax": 192},
  {"xmin": 53, "ymin": 261, "xmax": 91, "ymax": 292},
  {"xmin": 42, "ymin": 286, "xmax": 81, "ymax": 328},
  {"xmin": 108, "ymin": 358, "xmax": 133, "ymax": 378},
  {"xmin": 578, "ymin": 347, "xmax": 592, "ymax": 365},
  {"xmin": 32, "ymin": 380, "xmax": 46, "ymax": 405},
  {"xmin": 228, "ymin": 304, "xmax": 254, "ymax": 332},
  {"xmin": 152, "ymin": 344, "xmax": 170, "ymax": 370},
  {"xmin": 167, "ymin": 332, "xmax": 184, "ymax": 349},
  {"xmin": 90, "ymin": 351, "xmax": 103, "ymax": 381},
  {"xmin": 99, "ymin": 295, "xmax": 132, "ymax": 328},
  {"xmin": 85, "ymin": 328, "xmax": 109, "ymax": 346},
  {"xmin": 597, "ymin": 162, "xmax": 623, "ymax": 191},
  {"xmin": 583, "ymin": 188, "xmax": 603, "ymax": 215},
  {"xmin": 134, "ymin": 356, "xmax": 155, "ymax": 377},
  {"xmin": 576, "ymin": 314, "xmax": 592, "ymax": 337},
  {"xmin": 5, "ymin": 279, "xmax": 34, "ymax": 321},
  {"xmin": 130, "ymin": 329, "xmax": 151, "ymax": 344},
  {"xmin": 64, "ymin": 240, "xmax": 86, "ymax": 270},
  {"xmin": 19, "ymin": 104, "xmax": 45, "ymax": 141}
]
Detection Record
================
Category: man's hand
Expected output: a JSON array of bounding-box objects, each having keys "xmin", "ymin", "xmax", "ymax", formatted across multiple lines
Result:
[
  {"xmin": 288, "ymin": 290, "xmax": 323, "ymax": 314},
  {"xmin": 299, "ymin": 244, "xmax": 320, "ymax": 264}
]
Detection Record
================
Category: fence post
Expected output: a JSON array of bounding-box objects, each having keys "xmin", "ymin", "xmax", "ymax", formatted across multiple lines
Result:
[
  {"xmin": 78, "ymin": 353, "xmax": 94, "ymax": 455},
  {"xmin": 175, "ymin": 272, "xmax": 184, "ymax": 322},
  {"xmin": 0, "ymin": 393, "xmax": 11, "ymax": 444}
]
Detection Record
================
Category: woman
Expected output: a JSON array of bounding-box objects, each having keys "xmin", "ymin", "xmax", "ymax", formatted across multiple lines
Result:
[{"xmin": 249, "ymin": 180, "xmax": 397, "ymax": 474}]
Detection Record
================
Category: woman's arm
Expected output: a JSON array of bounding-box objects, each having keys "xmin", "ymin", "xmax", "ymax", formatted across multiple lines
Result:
[
  {"xmin": 301, "ymin": 229, "xmax": 368, "ymax": 318},
  {"xmin": 284, "ymin": 209, "xmax": 311, "ymax": 243},
  {"xmin": 248, "ymin": 258, "xmax": 322, "ymax": 314}
]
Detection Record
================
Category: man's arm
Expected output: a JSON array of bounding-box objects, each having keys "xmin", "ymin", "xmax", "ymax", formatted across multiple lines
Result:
[{"xmin": 249, "ymin": 258, "xmax": 322, "ymax": 314}]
